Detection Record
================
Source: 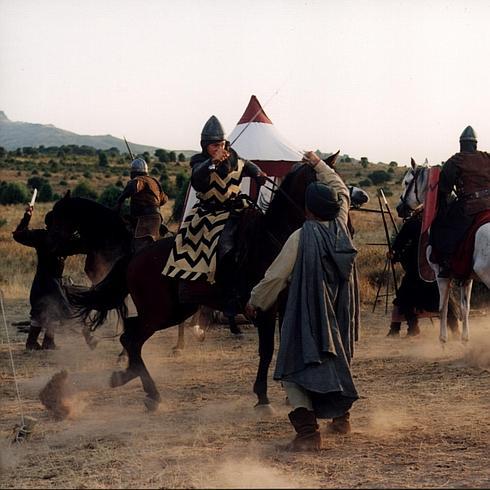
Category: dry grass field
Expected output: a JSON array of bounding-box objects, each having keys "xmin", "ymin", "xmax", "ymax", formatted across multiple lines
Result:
[{"xmin": 0, "ymin": 160, "xmax": 489, "ymax": 488}]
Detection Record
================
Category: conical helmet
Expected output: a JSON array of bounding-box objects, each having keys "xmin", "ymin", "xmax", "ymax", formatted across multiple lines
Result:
[
  {"xmin": 201, "ymin": 115, "xmax": 225, "ymax": 142},
  {"xmin": 130, "ymin": 158, "xmax": 148, "ymax": 174},
  {"xmin": 459, "ymin": 126, "xmax": 477, "ymax": 143}
]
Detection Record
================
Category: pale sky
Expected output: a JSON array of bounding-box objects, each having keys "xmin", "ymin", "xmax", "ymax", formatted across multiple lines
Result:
[{"xmin": 1, "ymin": 0, "xmax": 489, "ymax": 164}]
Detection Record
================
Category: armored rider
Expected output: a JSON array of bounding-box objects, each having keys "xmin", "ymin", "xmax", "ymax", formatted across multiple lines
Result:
[
  {"xmin": 431, "ymin": 126, "xmax": 490, "ymax": 277},
  {"xmin": 162, "ymin": 115, "xmax": 265, "ymax": 314},
  {"xmin": 115, "ymin": 157, "xmax": 168, "ymax": 253}
]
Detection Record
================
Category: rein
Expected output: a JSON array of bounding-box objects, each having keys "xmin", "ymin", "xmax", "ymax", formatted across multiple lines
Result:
[{"xmin": 400, "ymin": 166, "xmax": 425, "ymax": 208}]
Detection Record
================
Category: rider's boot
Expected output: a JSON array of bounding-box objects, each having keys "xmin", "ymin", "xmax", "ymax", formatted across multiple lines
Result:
[
  {"xmin": 407, "ymin": 317, "xmax": 421, "ymax": 337},
  {"xmin": 25, "ymin": 326, "xmax": 42, "ymax": 351},
  {"xmin": 387, "ymin": 322, "xmax": 401, "ymax": 337},
  {"xmin": 286, "ymin": 407, "xmax": 321, "ymax": 451}
]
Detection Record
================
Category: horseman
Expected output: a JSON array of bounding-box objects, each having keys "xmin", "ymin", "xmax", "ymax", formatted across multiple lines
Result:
[
  {"xmin": 115, "ymin": 157, "xmax": 168, "ymax": 253},
  {"xmin": 162, "ymin": 115, "xmax": 266, "ymax": 315},
  {"xmin": 387, "ymin": 206, "xmax": 459, "ymax": 337},
  {"xmin": 431, "ymin": 126, "xmax": 490, "ymax": 277},
  {"xmin": 246, "ymin": 151, "xmax": 359, "ymax": 451}
]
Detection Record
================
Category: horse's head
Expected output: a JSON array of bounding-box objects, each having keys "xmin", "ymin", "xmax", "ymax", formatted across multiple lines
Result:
[
  {"xmin": 48, "ymin": 191, "xmax": 131, "ymax": 254},
  {"xmin": 265, "ymin": 163, "xmax": 317, "ymax": 243},
  {"xmin": 396, "ymin": 158, "xmax": 429, "ymax": 218},
  {"xmin": 349, "ymin": 185, "xmax": 370, "ymax": 208}
]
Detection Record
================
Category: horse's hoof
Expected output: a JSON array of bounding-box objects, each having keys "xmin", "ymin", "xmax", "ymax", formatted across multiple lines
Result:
[
  {"xmin": 254, "ymin": 403, "xmax": 275, "ymax": 417},
  {"xmin": 110, "ymin": 371, "xmax": 124, "ymax": 388},
  {"xmin": 87, "ymin": 339, "xmax": 98, "ymax": 350},
  {"xmin": 144, "ymin": 397, "xmax": 160, "ymax": 412}
]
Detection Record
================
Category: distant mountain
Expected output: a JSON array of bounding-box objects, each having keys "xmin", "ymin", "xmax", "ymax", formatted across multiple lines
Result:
[{"xmin": 0, "ymin": 111, "xmax": 197, "ymax": 157}]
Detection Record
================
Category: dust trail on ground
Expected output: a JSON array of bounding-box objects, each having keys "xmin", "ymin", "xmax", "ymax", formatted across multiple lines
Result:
[
  {"xmin": 0, "ymin": 441, "xmax": 21, "ymax": 473},
  {"xmin": 190, "ymin": 444, "xmax": 307, "ymax": 489},
  {"xmin": 361, "ymin": 407, "xmax": 416, "ymax": 437}
]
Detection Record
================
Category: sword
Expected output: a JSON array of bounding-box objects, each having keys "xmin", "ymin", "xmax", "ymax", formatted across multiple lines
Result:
[
  {"xmin": 123, "ymin": 136, "xmax": 135, "ymax": 160},
  {"xmin": 29, "ymin": 188, "xmax": 38, "ymax": 207}
]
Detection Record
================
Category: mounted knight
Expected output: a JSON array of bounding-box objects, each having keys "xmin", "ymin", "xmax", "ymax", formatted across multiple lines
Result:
[
  {"xmin": 431, "ymin": 126, "xmax": 490, "ymax": 278},
  {"xmin": 115, "ymin": 157, "xmax": 168, "ymax": 253},
  {"xmin": 161, "ymin": 115, "xmax": 266, "ymax": 315}
]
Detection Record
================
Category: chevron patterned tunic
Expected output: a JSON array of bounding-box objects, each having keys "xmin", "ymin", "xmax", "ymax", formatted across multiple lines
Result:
[{"xmin": 162, "ymin": 156, "xmax": 249, "ymax": 283}]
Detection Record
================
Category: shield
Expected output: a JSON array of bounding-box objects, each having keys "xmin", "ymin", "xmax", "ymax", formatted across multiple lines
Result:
[{"xmin": 418, "ymin": 166, "xmax": 440, "ymax": 282}]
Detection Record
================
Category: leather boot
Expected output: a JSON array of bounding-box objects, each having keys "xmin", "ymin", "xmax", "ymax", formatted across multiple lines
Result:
[
  {"xmin": 407, "ymin": 317, "xmax": 420, "ymax": 336},
  {"xmin": 387, "ymin": 322, "xmax": 401, "ymax": 337},
  {"xmin": 25, "ymin": 326, "xmax": 42, "ymax": 351},
  {"xmin": 286, "ymin": 407, "xmax": 321, "ymax": 451},
  {"xmin": 328, "ymin": 412, "xmax": 351, "ymax": 434}
]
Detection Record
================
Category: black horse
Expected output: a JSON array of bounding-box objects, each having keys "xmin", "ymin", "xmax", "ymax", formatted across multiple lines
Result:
[{"xmin": 48, "ymin": 164, "xmax": 317, "ymax": 410}]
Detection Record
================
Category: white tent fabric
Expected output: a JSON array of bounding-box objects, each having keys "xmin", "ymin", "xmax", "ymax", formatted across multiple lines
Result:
[{"xmin": 182, "ymin": 95, "xmax": 302, "ymax": 220}]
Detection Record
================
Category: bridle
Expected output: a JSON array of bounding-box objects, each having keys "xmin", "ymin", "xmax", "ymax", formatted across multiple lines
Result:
[{"xmin": 399, "ymin": 166, "xmax": 425, "ymax": 209}]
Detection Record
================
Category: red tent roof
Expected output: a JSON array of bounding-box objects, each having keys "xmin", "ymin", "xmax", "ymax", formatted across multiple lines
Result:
[{"xmin": 237, "ymin": 95, "xmax": 273, "ymax": 125}]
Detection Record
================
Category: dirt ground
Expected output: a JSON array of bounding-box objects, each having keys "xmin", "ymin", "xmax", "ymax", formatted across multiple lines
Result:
[{"xmin": 1, "ymin": 298, "xmax": 489, "ymax": 489}]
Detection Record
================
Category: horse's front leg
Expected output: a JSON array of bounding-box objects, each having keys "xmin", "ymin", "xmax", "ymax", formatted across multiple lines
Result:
[
  {"xmin": 110, "ymin": 317, "xmax": 161, "ymax": 410},
  {"xmin": 253, "ymin": 309, "xmax": 276, "ymax": 407},
  {"xmin": 460, "ymin": 280, "xmax": 473, "ymax": 343},
  {"xmin": 172, "ymin": 323, "xmax": 186, "ymax": 354},
  {"xmin": 437, "ymin": 278, "xmax": 451, "ymax": 344}
]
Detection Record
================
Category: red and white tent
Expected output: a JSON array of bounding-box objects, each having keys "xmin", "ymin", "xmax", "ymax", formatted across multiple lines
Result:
[{"xmin": 182, "ymin": 95, "xmax": 302, "ymax": 219}]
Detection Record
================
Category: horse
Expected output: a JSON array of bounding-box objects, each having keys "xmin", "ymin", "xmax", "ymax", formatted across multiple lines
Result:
[
  {"xmin": 48, "ymin": 163, "xmax": 317, "ymax": 411},
  {"xmin": 171, "ymin": 183, "xmax": 370, "ymax": 352},
  {"xmin": 396, "ymin": 159, "xmax": 490, "ymax": 343}
]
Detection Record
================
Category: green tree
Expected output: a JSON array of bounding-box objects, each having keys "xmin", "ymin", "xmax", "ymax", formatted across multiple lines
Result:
[
  {"xmin": 178, "ymin": 153, "xmax": 186, "ymax": 163},
  {"xmin": 169, "ymin": 151, "xmax": 176, "ymax": 162},
  {"xmin": 389, "ymin": 161, "xmax": 398, "ymax": 167},
  {"xmin": 155, "ymin": 149, "xmax": 169, "ymax": 163},
  {"xmin": 360, "ymin": 157, "xmax": 369, "ymax": 168},
  {"xmin": 72, "ymin": 181, "xmax": 98, "ymax": 200},
  {"xmin": 0, "ymin": 146, "xmax": 6, "ymax": 159},
  {"xmin": 27, "ymin": 176, "xmax": 48, "ymax": 190},
  {"xmin": 98, "ymin": 151, "xmax": 108, "ymax": 167}
]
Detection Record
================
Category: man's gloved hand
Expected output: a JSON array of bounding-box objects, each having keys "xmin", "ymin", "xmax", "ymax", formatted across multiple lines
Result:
[
  {"xmin": 302, "ymin": 151, "xmax": 322, "ymax": 167},
  {"xmin": 244, "ymin": 302, "xmax": 258, "ymax": 321}
]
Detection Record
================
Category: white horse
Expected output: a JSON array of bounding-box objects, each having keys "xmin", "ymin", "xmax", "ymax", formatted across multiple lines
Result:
[{"xmin": 396, "ymin": 160, "xmax": 490, "ymax": 343}]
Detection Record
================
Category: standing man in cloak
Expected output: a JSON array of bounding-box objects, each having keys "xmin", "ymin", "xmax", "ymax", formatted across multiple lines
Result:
[{"xmin": 245, "ymin": 151, "xmax": 359, "ymax": 451}]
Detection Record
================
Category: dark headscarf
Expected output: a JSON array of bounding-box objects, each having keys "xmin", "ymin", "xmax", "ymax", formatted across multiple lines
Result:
[{"xmin": 306, "ymin": 182, "xmax": 341, "ymax": 221}]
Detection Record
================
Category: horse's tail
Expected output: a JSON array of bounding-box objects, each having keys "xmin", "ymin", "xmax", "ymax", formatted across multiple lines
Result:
[{"xmin": 67, "ymin": 255, "xmax": 131, "ymax": 330}]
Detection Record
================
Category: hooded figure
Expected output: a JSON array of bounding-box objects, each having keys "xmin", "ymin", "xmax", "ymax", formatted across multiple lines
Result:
[
  {"xmin": 431, "ymin": 126, "xmax": 490, "ymax": 277},
  {"xmin": 246, "ymin": 151, "xmax": 359, "ymax": 451},
  {"xmin": 162, "ymin": 115, "xmax": 265, "ymax": 315}
]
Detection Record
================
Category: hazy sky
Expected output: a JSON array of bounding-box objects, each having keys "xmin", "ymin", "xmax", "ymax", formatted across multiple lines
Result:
[{"xmin": 1, "ymin": 0, "xmax": 489, "ymax": 164}]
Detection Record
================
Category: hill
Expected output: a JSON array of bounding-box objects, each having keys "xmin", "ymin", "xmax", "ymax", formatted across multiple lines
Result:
[{"xmin": 0, "ymin": 111, "xmax": 196, "ymax": 157}]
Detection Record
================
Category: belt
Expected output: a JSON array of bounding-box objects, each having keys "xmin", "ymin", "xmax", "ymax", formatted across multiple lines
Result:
[{"xmin": 463, "ymin": 188, "xmax": 490, "ymax": 200}]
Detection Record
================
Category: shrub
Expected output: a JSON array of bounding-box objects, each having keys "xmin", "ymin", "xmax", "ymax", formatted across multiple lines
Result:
[
  {"xmin": 38, "ymin": 182, "xmax": 54, "ymax": 202},
  {"xmin": 367, "ymin": 170, "xmax": 392, "ymax": 185},
  {"xmin": 72, "ymin": 181, "xmax": 98, "ymax": 200},
  {"xmin": 359, "ymin": 178, "xmax": 372, "ymax": 187},
  {"xmin": 27, "ymin": 176, "xmax": 48, "ymax": 190},
  {"xmin": 98, "ymin": 185, "xmax": 122, "ymax": 208},
  {"xmin": 0, "ymin": 181, "xmax": 30, "ymax": 204}
]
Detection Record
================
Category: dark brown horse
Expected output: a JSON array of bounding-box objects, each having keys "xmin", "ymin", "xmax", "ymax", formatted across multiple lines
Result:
[{"xmin": 48, "ymin": 163, "xmax": 316, "ymax": 410}]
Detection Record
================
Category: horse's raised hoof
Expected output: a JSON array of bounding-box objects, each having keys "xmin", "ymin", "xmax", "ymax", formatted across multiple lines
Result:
[
  {"xmin": 110, "ymin": 370, "xmax": 125, "ymax": 388},
  {"xmin": 254, "ymin": 403, "xmax": 275, "ymax": 417},
  {"xmin": 193, "ymin": 325, "xmax": 206, "ymax": 342},
  {"xmin": 144, "ymin": 397, "xmax": 160, "ymax": 412}
]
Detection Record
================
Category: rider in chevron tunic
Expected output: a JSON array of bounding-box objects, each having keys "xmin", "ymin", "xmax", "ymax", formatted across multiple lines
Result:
[{"xmin": 162, "ymin": 115, "xmax": 264, "ymax": 285}]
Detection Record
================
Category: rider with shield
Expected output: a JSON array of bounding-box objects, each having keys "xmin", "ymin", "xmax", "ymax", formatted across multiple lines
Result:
[
  {"xmin": 431, "ymin": 126, "xmax": 490, "ymax": 277},
  {"xmin": 115, "ymin": 157, "xmax": 168, "ymax": 253},
  {"xmin": 162, "ymin": 115, "xmax": 266, "ymax": 316}
]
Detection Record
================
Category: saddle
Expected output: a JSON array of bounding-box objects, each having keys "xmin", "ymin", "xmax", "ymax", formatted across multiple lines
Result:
[{"xmin": 177, "ymin": 207, "xmax": 264, "ymax": 308}]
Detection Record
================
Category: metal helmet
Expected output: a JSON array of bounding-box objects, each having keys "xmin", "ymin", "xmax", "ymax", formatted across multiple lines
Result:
[
  {"xmin": 130, "ymin": 158, "xmax": 148, "ymax": 174},
  {"xmin": 459, "ymin": 126, "xmax": 477, "ymax": 143},
  {"xmin": 201, "ymin": 115, "xmax": 225, "ymax": 142}
]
